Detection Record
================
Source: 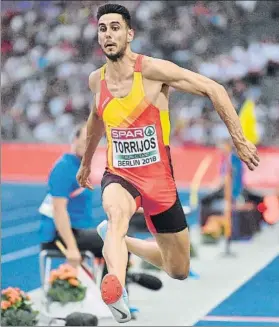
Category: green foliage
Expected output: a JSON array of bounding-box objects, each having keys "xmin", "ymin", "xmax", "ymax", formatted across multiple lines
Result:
[
  {"xmin": 1, "ymin": 309, "xmax": 38, "ymax": 326},
  {"xmin": 1, "ymin": 288, "xmax": 38, "ymax": 326},
  {"xmin": 47, "ymin": 279, "xmax": 86, "ymax": 304}
]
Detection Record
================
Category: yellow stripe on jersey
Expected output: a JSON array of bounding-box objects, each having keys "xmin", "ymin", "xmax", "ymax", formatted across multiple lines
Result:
[{"xmin": 159, "ymin": 110, "xmax": 170, "ymax": 146}]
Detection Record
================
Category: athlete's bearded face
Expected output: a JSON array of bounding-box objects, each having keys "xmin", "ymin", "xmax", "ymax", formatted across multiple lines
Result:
[{"xmin": 98, "ymin": 13, "xmax": 134, "ymax": 62}]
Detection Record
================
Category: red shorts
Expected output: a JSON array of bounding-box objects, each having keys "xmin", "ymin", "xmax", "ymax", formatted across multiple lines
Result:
[{"xmin": 101, "ymin": 147, "xmax": 188, "ymax": 234}]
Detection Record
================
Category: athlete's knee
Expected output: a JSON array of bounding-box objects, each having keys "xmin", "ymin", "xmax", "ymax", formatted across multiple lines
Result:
[
  {"xmin": 105, "ymin": 204, "xmax": 130, "ymax": 236},
  {"xmin": 168, "ymin": 265, "xmax": 189, "ymax": 280},
  {"xmin": 166, "ymin": 258, "xmax": 190, "ymax": 280}
]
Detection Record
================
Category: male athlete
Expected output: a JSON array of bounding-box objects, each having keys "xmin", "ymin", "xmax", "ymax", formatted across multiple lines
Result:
[{"xmin": 77, "ymin": 3, "xmax": 260, "ymax": 323}]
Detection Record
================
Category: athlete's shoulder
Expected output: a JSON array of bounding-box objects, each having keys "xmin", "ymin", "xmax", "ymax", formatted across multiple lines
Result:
[
  {"xmin": 88, "ymin": 68, "xmax": 102, "ymax": 93},
  {"xmin": 141, "ymin": 55, "xmax": 163, "ymax": 69},
  {"xmin": 141, "ymin": 55, "xmax": 173, "ymax": 80}
]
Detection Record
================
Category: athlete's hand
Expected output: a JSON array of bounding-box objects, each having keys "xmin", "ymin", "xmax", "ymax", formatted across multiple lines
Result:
[
  {"xmin": 76, "ymin": 164, "xmax": 93, "ymax": 190},
  {"xmin": 65, "ymin": 247, "xmax": 82, "ymax": 268},
  {"xmin": 234, "ymin": 139, "xmax": 260, "ymax": 171}
]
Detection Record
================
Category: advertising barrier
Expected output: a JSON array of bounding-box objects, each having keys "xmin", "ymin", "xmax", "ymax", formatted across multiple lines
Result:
[{"xmin": 2, "ymin": 144, "xmax": 279, "ymax": 190}]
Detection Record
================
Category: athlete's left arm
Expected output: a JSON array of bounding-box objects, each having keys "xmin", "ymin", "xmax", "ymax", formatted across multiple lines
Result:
[{"xmin": 143, "ymin": 57, "xmax": 259, "ymax": 171}]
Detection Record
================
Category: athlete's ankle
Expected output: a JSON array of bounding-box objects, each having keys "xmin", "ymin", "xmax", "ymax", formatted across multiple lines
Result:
[{"xmin": 122, "ymin": 287, "xmax": 129, "ymax": 306}]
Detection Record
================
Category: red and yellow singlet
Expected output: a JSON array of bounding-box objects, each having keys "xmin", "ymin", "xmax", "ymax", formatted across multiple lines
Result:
[{"xmin": 97, "ymin": 55, "xmax": 177, "ymax": 216}]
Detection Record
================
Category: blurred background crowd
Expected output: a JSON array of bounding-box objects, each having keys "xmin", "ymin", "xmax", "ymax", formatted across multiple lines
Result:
[{"xmin": 2, "ymin": 0, "xmax": 279, "ymax": 146}]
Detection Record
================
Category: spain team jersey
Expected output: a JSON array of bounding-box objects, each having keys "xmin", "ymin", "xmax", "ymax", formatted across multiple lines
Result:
[{"xmin": 97, "ymin": 54, "xmax": 177, "ymax": 215}]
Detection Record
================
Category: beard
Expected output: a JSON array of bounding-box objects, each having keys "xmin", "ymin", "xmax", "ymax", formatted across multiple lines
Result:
[{"xmin": 104, "ymin": 44, "xmax": 126, "ymax": 62}]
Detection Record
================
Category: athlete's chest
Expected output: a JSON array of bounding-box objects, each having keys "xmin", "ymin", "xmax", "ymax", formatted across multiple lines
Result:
[
  {"xmin": 106, "ymin": 76, "xmax": 134, "ymax": 98},
  {"xmin": 96, "ymin": 76, "xmax": 164, "ymax": 110}
]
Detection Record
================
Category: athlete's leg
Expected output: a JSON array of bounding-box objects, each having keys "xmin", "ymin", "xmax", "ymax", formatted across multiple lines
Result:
[
  {"xmin": 153, "ymin": 228, "xmax": 190, "ymax": 279},
  {"xmin": 102, "ymin": 183, "xmax": 136, "ymax": 287},
  {"xmin": 72, "ymin": 229, "xmax": 131, "ymax": 290},
  {"xmin": 125, "ymin": 194, "xmax": 190, "ymax": 279},
  {"xmin": 100, "ymin": 222, "xmax": 190, "ymax": 279},
  {"xmin": 124, "ymin": 236, "xmax": 164, "ymax": 269},
  {"xmin": 98, "ymin": 172, "xmax": 142, "ymax": 323},
  {"xmin": 125, "ymin": 228, "xmax": 190, "ymax": 279},
  {"xmin": 99, "ymin": 170, "xmax": 190, "ymax": 283},
  {"xmin": 101, "ymin": 253, "xmax": 131, "ymax": 291},
  {"xmin": 99, "ymin": 222, "xmax": 190, "ymax": 280}
]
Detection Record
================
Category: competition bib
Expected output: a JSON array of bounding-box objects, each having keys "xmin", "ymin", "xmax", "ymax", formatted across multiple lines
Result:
[
  {"xmin": 38, "ymin": 193, "xmax": 54, "ymax": 218},
  {"xmin": 38, "ymin": 188, "xmax": 85, "ymax": 218},
  {"xmin": 111, "ymin": 125, "xmax": 161, "ymax": 168}
]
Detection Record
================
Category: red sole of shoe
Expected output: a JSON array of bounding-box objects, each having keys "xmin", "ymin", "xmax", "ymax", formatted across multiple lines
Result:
[{"xmin": 101, "ymin": 274, "xmax": 123, "ymax": 305}]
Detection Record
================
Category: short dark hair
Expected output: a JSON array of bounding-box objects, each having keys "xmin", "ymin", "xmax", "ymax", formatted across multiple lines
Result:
[
  {"xmin": 70, "ymin": 122, "xmax": 86, "ymax": 142},
  {"xmin": 97, "ymin": 3, "xmax": 132, "ymax": 28}
]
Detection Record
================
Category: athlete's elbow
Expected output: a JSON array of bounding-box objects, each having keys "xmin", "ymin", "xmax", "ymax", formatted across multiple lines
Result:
[{"xmin": 206, "ymin": 82, "xmax": 227, "ymax": 101}]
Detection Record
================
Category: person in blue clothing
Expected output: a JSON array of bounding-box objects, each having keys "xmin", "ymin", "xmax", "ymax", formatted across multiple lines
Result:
[
  {"xmin": 39, "ymin": 122, "xmax": 115, "ymax": 279},
  {"xmin": 220, "ymin": 138, "xmax": 244, "ymax": 201}
]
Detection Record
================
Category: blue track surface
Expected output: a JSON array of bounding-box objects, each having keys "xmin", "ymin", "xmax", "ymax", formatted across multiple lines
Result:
[
  {"xmin": 196, "ymin": 256, "xmax": 279, "ymax": 326},
  {"xmin": 196, "ymin": 322, "xmax": 279, "ymax": 326},
  {"xmin": 1, "ymin": 182, "xmax": 201, "ymax": 291},
  {"xmin": 2, "ymin": 182, "xmax": 278, "ymax": 325}
]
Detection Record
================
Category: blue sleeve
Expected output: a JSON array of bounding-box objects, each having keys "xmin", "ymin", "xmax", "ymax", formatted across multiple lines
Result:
[{"xmin": 49, "ymin": 162, "xmax": 74, "ymax": 198}]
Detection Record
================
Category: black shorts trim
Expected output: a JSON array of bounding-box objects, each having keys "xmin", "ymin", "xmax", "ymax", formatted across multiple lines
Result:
[
  {"xmin": 149, "ymin": 193, "xmax": 188, "ymax": 233},
  {"xmin": 101, "ymin": 170, "xmax": 141, "ymax": 200},
  {"xmin": 148, "ymin": 146, "xmax": 187, "ymax": 233}
]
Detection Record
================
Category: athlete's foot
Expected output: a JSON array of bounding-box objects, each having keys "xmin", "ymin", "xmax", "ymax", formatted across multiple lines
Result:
[
  {"xmin": 101, "ymin": 273, "xmax": 131, "ymax": 323},
  {"xmin": 98, "ymin": 222, "xmax": 131, "ymax": 322}
]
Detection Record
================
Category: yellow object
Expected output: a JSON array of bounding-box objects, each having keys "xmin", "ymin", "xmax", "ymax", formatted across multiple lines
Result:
[
  {"xmin": 202, "ymin": 215, "xmax": 230, "ymax": 239},
  {"xmin": 55, "ymin": 240, "xmax": 67, "ymax": 255},
  {"xmin": 159, "ymin": 109, "xmax": 170, "ymax": 146},
  {"xmin": 189, "ymin": 155, "xmax": 212, "ymax": 209},
  {"xmin": 239, "ymin": 99, "xmax": 260, "ymax": 145}
]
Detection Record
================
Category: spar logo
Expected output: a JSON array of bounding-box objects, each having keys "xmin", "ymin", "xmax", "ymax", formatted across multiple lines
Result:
[
  {"xmin": 144, "ymin": 126, "xmax": 155, "ymax": 137},
  {"xmin": 111, "ymin": 128, "xmax": 143, "ymax": 139},
  {"xmin": 111, "ymin": 126, "xmax": 156, "ymax": 139}
]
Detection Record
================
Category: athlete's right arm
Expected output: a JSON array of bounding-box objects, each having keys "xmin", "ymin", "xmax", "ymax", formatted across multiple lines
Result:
[
  {"xmin": 77, "ymin": 71, "xmax": 105, "ymax": 189},
  {"xmin": 142, "ymin": 57, "xmax": 259, "ymax": 171}
]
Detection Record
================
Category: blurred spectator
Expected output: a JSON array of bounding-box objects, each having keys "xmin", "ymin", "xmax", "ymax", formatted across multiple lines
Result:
[{"xmin": 1, "ymin": 0, "xmax": 279, "ymax": 146}]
